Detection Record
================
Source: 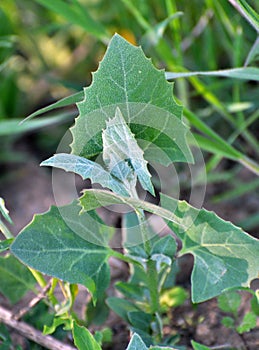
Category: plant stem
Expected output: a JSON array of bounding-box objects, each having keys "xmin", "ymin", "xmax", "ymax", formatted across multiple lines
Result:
[
  {"xmin": 128, "ymin": 187, "xmax": 160, "ymax": 316},
  {"xmin": 0, "ymin": 221, "xmax": 13, "ymax": 239},
  {"xmin": 28, "ymin": 268, "xmax": 47, "ymax": 289},
  {"xmin": 135, "ymin": 209, "xmax": 160, "ymax": 316},
  {"xmin": 0, "ymin": 305, "xmax": 76, "ymax": 350},
  {"xmin": 135, "ymin": 209, "xmax": 152, "ymax": 255},
  {"xmin": 146, "ymin": 259, "xmax": 160, "ymax": 314}
]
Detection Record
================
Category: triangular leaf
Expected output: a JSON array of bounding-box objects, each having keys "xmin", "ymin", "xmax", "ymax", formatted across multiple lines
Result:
[
  {"xmin": 11, "ymin": 201, "xmax": 111, "ymax": 300},
  {"xmin": 41, "ymin": 153, "xmax": 129, "ymax": 196},
  {"xmin": 160, "ymin": 194, "xmax": 259, "ymax": 302},
  {"xmin": 126, "ymin": 333, "xmax": 148, "ymax": 350},
  {"xmin": 79, "ymin": 189, "xmax": 259, "ymax": 302},
  {"xmin": 102, "ymin": 108, "xmax": 154, "ymax": 195},
  {"xmin": 71, "ymin": 34, "xmax": 192, "ymax": 165}
]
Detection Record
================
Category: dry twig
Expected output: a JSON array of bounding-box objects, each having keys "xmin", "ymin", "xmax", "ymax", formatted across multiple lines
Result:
[{"xmin": 0, "ymin": 305, "xmax": 76, "ymax": 350}]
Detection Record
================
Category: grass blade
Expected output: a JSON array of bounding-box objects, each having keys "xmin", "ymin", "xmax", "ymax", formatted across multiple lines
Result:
[
  {"xmin": 34, "ymin": 0, "xmax": 108, "ymax": 40},
  {"xmin": 23, "ymin": 91, "xmax": 84, "ymax": 122},
  {"xmin": 228, "ymin": 0, "xmax": 259, "ymax": 33},
  {"xmin": 1, "ymin": 112, "xmax": 74, "ymax": 136},
  {"xmin": 165, "ymin": 67, "xmax": 259, "ymax": 81}
]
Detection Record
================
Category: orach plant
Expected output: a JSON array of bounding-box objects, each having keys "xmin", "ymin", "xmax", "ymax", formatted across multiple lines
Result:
[{"xmin": 2, "ymin": 35, "xmax": 259, "ymax": 349}]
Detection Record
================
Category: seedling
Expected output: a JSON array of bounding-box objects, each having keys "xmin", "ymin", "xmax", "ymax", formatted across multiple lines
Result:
[
  {"xmin": 2, "ymin": 34, "xmax": 259, "ymax": 349},
  {"xmin": 218, "ymin": 289, "xmax": 259, "ymax": 334}
]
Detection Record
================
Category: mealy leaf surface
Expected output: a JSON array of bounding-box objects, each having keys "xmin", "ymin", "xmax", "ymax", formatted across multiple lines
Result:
[
  {"xmin": 41, "ymin": 153, "xmax": 129, "ymax": 196},
  {"xmin": 79, "ymin": 189, "xmax": 259, "ymax": 302},
  {"xmin": 102, "ymin": 108, "xmax": 154, "ymax": 195},
  {"xmin": 71, "ymin": 34, "xmax": 192, "ymax": 165},
  {"xmin": 11, "ymin": 201, "xmax": 111, "ymax": 299}
]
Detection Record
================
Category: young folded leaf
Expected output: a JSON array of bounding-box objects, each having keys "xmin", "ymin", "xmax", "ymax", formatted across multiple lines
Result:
[
  {"xmin": 41, "ymin": 153, "xmax": 129, "ymax": 196},
  {"xmin": 102, "ymin": 108, "xmax": 154, "ymax": 196}
]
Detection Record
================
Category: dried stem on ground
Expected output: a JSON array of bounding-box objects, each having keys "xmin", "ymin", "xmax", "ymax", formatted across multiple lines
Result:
[{"xmin": 0, "ymin": 305, "xmax": 76, "ymax": 350}]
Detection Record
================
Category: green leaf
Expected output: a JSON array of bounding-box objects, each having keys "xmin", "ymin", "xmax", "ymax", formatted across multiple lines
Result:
[
  {"xmin": 71, "ymin": 34, "xmax": 193, "ymax": 165},
  {"xmin": 34, "ymin": 0, "xmax": 108, "ymax": 40},
  {"xmin": 94, "ymin": 328, "xmax": 112, "ymax": 344},
  {"xmin": 72, "ymin": 321, "xmax": 101, "ymax": 350},
  {"xmin": 151, "ymin": 236, "xmax": 177, "ymax": 257},
  {"xmin": 86, "ymin": 295, "xmax": 109, "ymax": 326},
  {"xmin": 0, "ymin": 238, "xmax": 13, "ymax": 252},
  {"xmin": 251, "ymin": 293, "xmax": 259, "ymax": 316},
  {"xmin": 123, "ymin": 211, "xmax": 153, "ymax": 255},
  {"xmin": 41, "ymin": 153, "xmax": 129, "ymax": 196},
  {"xmin": 106, "ymin": 297, "xmax": 140, "ymax": 323},
  {"xmin": 184, "ymin": 108, "xmax": 259, "ymax": 176},
  {"xmin": 79, "ymin": 189, "xmax": 259, "ymax": 302},
  {"xmin": 228, "ymin": 0, "xmax": 259, "ymax": 32},
  {"xmin": 102, "ymin": 108, "xmax": 154, "ymax": 195},
  {"xmin": 128, "ymin": 311, "xmax": 152, "ymax": 332},
  {"xmin": 23, "ymin": 91, "xmax": 84, "ymax": 122},
  {"xmin": 0, "ymin": 255, "xmax": 36, "ymax": 304},
  {"xmin": 126, "ymin": 333, "xmax": 178, "ymax": 349},
  {"xmin": 161, "ymin": 194, "xmax": 259, "ymax": 303},
  {"xmin": 163, "ymin": 260, "xmax": 179, "ymax": 289},
  {"xmin": 237, "ymin": 312, "xmax": 257, "ymax": 333},
  {"xmin": 126, "ymin": 333, "xmax": 148, "ymax": 350},
  {"xmin": 151, "ymin": 253, "xmax": 171, "ymax": 273},
  {"xmin": 191, "ymin": 340, "xmax": 211, "ymax": 350},
  {"xmin": 165, "ymin": 67, "xmax": 259, "ymax": 81},
  {"xmin": 0, "ymin": 113, "xmax": 73, "ymax": 136},
  {"xmin": 43, "ymin": 317, "xmax": 71, "ymax": 335},
  {"xmin": 150, "ymin": 347, "xmax": 178, "ymax": 350},
  {"xmin": 11, "ymin": 201, "xmax": 111, "ymax": 300},
  {"xmin": 0, "ymin": 324, "xmax": 12, "ymax": 350},
  {"xmin": 141, "ymin": 13, "xmax": 183, "ymax": 49},
  {"xmin": 130, "ymin": 329, "xmax": 153, "ymax": 348},
  {"xmin": 221, "ymin": 316, "xmax": 235, "ymax": 329},
  {"xmin": 218, "ymin": 291, "xmax": 241, "ymax": 315},
  {"xmin": 115, "ymin": 281, "xmax": 145, "ymax": 301},
  {"xmin": 244, "ymin": 36, "xmax": 259, "ymax": 66}
]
